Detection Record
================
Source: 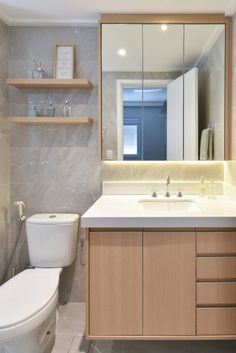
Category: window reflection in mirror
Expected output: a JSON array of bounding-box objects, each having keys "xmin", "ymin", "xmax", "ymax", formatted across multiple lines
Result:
[
  {"xmin": 122, "ymin": 85, "xmax": 167, "ymax": 160},
  {"xmin": 101, "ymin": 23, "xmax": 225, "ymax": 161}
]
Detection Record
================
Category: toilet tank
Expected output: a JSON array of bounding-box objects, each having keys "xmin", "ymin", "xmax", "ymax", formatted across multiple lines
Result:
[{"xmin": 26, "ymin": 214, "xmax": 79, "ymax": 267}]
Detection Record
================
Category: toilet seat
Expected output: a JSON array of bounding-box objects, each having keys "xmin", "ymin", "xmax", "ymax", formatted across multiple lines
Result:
[{"xmin": 0, "ymin": 268, "xmax": 61, "ymax": 338}]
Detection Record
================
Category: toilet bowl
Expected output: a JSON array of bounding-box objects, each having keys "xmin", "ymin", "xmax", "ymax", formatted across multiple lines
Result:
[{"xmin": 0, "ymin": 213, "xmax": 79, "ymax": 353}]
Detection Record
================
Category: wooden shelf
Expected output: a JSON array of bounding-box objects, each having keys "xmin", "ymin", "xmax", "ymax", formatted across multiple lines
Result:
[
  {"xmin": 6, "ymin": 78, "xmax": 93, "ymax": 89},
  {"xmin": 9, "ymin": 117, "xmax": 93, "ymax": 125}
]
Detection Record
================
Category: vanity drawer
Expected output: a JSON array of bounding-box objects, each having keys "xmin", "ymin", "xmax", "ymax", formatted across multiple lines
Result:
[
  {"xmin": 197, "ymin": 308, "xmax": 236, "ymax": 335},
  {"xmin": 197, "ymin": 257, "xmax": 236, "ymax": 281},
  {"xmin": 197, "ymin": 232, "xmax": 236, "ymax": 256},
  {"xmin": 197, "ymin": 283, "xmax": 236, "ymax": 305}
]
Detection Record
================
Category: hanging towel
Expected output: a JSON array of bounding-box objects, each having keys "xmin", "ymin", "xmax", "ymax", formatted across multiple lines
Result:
[
  {"xmin": 208, "ymin": 129, "xmax": 214, "ymax": 160},
  {"xmin": 200, "ymin": 128, "xmax": 214, "ymax": 160}
]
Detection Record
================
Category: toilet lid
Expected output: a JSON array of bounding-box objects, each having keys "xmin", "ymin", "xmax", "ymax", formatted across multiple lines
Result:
[
  {"xmin": 27, "ymin": 213, "xmax": 79, "ymax": 224},
  {"xmin": 0, "ymin": 268, "xmax": 61, "ymax": 329}
]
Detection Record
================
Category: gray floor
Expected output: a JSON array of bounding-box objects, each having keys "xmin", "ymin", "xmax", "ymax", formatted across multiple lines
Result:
[{"xmin": 52, "ymin": 303, "xmax": 236, "ymax": 353}]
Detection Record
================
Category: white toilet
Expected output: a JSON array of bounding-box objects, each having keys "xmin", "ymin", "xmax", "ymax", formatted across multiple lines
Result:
[{"xmin": 0, "ymin": 213, "xmax": 79, "ymax": 353}]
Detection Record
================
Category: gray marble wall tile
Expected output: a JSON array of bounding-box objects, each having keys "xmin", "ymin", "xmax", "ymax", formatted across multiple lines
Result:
[
  {"xmin": 225, "ymin": 14, "xmax": 236, "ymax": 187},
  {"xmin": 102, "ymin": 161, "xmax": 224, "ymax": 182},
  {"xmin": 9, "ymin": 26, "xmax": 101, "ymax": 302},
  {"xmin": 0, "ymin": 20, "xmax": 9, "ymax": 116},
  {"xmin": 0, "ymin": 19, "xmax": 10, "ymax": 283},
  {"xmin": 231, "ymin": 13, "xmax": 236, "ymax": 160}
]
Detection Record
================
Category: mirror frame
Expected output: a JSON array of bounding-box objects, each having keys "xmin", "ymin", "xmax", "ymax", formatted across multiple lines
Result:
[{"xmin": 99, "ymin": 14, "xmax": 232, "ymax": 161}]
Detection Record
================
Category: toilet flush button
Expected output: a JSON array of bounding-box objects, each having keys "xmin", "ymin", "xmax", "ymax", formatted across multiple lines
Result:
[{"xmin": 49, "ymin": 215, "xmax": 56, "ymax": 218}]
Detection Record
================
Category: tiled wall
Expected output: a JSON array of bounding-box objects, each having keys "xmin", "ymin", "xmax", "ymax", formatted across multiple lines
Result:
[
  {"xmin": 102, "ymin": 161, "xmax": 224, "ymax": 181},
  {"xmin": 225, "ymin": 13, "xmax": 236, "ymax": 192},
  {"xmin": 231, "ymin": 13, "xmax": 236, "ymax": 160},
  {"xmin": 8, "ymin": 26, "xmax": 101, "ymax": 302},
  {"xmin": 0, "ymin": 19, "xmax": 10, "ymax": 282}
]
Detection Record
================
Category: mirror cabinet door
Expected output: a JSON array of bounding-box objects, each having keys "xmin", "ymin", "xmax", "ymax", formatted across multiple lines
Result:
[
  {"xmin": 102, "ymin": 24, "xmax": 143, "ymax": 161},
  {"xmin": 101, "ymin": 23, "xmax": 226, "ymax": 161},
  {"xmin": 184, "ymin": 24, "xmax": 225, "ymax": 161},
  {"xmin": 143, "ymin": 25, "xmax": 184, "ymax": 161}
]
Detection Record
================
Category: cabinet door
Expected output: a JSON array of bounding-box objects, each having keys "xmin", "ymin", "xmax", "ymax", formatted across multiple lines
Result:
[
  {"xmin": 143, "ymin": 231, "xmax": 196, "ymax": 335},
  {"xmin": 89, "ymin": 231, "xmax": 142, "ymax": 336}
]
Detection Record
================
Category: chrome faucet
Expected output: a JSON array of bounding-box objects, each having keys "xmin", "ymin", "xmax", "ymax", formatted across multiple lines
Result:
[{"xmin": 165, "ymin": 175, "xmax": 171, "ymax": 197}]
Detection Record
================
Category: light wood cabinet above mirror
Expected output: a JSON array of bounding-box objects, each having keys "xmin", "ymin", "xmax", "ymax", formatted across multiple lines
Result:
[{"xmin": 99, "ymin": 15, "xmax": 232, "ymax": 161}]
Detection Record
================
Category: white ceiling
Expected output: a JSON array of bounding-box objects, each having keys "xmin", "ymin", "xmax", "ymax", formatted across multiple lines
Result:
[{"xmin": 0, "ymin": 0, "xmax": 236, "ymax": 26}]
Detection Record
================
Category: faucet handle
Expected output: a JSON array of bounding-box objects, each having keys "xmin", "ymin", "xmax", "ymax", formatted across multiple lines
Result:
[
  {"xmin": 177, "ymin": 189, "xmax": 183, "ymax": 197},
  {"xmin": 151, "ymin": 191, "xmax": 158, "ymax": 198}
]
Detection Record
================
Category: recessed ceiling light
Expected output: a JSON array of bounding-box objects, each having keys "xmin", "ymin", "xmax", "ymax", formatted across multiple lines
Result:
[
  {"xmin": 118, "ymin": 48, "xmax": 126, "ymax": 56},
  {"xmin": 161, "ymin": 24, "xmax": 168, "ymax": 31}
]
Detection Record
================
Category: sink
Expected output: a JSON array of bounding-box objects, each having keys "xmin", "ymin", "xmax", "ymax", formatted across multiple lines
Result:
[{"xmin": 138, "ymin": 198, "xmax": 202, "ymax": 212}]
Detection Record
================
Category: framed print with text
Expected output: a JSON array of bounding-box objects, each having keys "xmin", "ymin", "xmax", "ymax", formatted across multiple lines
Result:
[{"xmin": 54, "ymin": 45, "xmax": 75, "ymax": 79}]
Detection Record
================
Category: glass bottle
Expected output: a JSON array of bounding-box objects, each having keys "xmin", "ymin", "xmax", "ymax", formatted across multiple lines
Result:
[
  {"xmin": 208, "ymin": 179, "xmax": 217, "ymax": 199},
  {"xmin": 63, "ymin": 99, "xmax": 72, "ymax": 117},
  {"xmin": 47, "ymin": 101, "xmax": 56, "ymax": 117},
  {"xmin": 38, "ymin": 100, "xmax": 46, "ymax": 117},
  {"xmin": 199, "ymin": 176, "xmax": 206, "ymax": 197},
  {"xmin": 32, "ymin": 59, "xmax": 47, "ymax": 79},
  {"xmin": 28, "ymin": 101, "xmax": 38, "ymax": 117}
]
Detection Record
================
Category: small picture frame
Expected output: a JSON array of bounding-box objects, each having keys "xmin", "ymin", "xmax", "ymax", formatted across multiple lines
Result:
[{"xmin": 54, "ymin": 45, "xmax": 75, "ymax": 79}]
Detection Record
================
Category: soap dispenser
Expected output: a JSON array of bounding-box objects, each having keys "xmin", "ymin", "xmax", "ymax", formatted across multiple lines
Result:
[
  {"xmin": 199, "ymin": 176, "xmax": 206, "ymax": 197},
  {"xmin": 208, "ymin": 179, "xmax": 217, "ymax": 199}
]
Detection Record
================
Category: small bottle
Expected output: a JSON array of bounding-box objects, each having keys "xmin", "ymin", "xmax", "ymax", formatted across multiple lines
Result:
[
  {"xmin": 28, "ymin": 104, "xmax": 38, "ymax": 117},
  {"xmin": 208, "ymin": 179, "xmax": 217, "ymax": 199},
  {"xmin": 38, "ymin": 100, "xmax": 46, "ymax": 117},
  {"xmin": 32, "ymin": 59, "xmax": 47, "ymax": 79},
  {"xmin": 47, "ymin": 101, "xmax": 55, "ymax": 117},
  {"xmin": 63, "ymin": 99, "xmax": 72, "ymax": 117},
  {"xmin": 199, "ymin": 176, "xmax": 206, "ymax": 197},
  {"xmin": 28, "ymin": 101, "xmax": 38, "ymax": 117}
]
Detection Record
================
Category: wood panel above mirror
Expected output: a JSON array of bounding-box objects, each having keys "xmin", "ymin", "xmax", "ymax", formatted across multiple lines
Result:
[{"xmin": 99, "ymin": 14, "xmax": 232, "ymax": 161}]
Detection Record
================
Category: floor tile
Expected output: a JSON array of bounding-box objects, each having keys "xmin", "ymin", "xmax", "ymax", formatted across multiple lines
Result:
[
  {"xmin": 69, "ymin": 336, "xmax": 91, "ymax": 353},
  {"xmin": 54, "ymin": 303, "xmax": 236, "ymax": 353},
  {"xmin": 89, "ymin": 340, "xmax": 113, "ymax": 353},
  {"xmin": 51, "ymin": 333, "xmax": 74, "ymax": 353},
  {"xmin": 57, "ymin": 303, "xmax": 85, "ymax": 335}
]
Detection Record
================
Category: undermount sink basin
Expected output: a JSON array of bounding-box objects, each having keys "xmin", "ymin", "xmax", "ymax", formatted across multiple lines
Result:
[{"xmin": 138, "ymin": 198, "xmax": 202, "ymax": 212}]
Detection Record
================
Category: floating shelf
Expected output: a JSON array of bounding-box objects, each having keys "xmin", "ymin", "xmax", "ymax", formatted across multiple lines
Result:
[
  {"xmin": 9, "ymin": 117, "xmax": 93, "ymax": 125},
  {"xmin": 6, "ymin": 78, "xmax": 93, "ymax": 89}
]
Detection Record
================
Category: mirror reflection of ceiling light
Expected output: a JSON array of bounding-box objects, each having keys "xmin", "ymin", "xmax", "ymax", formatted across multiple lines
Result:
[
  {"xmin": 118, "ymin": 48, "xmax": 127, "ymax": 56},
  {"xmin": 161, "ymin": 24, "xmax": 168, "ymax": 31}
]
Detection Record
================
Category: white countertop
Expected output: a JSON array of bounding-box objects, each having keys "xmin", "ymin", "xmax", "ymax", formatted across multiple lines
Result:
[{"xmin": 81, "ymin": 195, "xmax": 236, "ymax": 228}]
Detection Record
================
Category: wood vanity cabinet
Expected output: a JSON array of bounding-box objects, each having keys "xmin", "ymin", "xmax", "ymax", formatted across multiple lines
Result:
[
  {"xmin": 87, "ymin": 229, "xmax": 236, "ymax": 339},
  {"xmin": 88, "ymin": 231, "xmax": 142, "ymax": 336},
  {"xmin": 143, "ymin": 231, "xmax": 195, "ymax": 336}
]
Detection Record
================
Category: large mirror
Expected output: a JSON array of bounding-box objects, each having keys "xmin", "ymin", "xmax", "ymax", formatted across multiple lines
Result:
[{"xmin": 101, "ymin": 17, "xmax": 230, "ymax": 161}]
